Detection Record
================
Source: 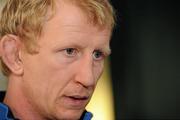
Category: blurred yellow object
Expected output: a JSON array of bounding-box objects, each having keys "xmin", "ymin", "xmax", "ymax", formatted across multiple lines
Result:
[{"xmin": 86, "ymin": 59, "xmax": 115, "ymax": 120}]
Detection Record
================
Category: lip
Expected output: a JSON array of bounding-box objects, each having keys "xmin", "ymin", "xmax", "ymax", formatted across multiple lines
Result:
[{"xmin": 63, "ymin": 95, "xmax": 89, "ymax": 109}]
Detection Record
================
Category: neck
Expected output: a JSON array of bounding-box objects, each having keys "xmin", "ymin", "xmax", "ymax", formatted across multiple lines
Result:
[{"xmin": 3, "ymin": 75, "xmax": 44, "ymax": 120}]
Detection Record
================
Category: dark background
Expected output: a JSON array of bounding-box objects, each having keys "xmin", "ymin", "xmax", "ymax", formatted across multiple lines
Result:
[{"xmin": 110, "ymin": 0, "xmax": 180, "ymax": 119}]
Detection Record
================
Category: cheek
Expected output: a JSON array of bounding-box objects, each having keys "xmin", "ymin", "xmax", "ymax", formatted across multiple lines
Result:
[
  {"xmin": 46, "ymin": 71, "xmax": 72, "ymax": 96},
  {"xmin": 22, "ymin": 55, "xmax": 72, "ymax": 107},
  {"xmin": 43, "ymin": 63, "xmax": 78, "ymax": 102},
  {"xmin": 93, "ymin": 62, "xmax": 104, "ymax": 81},
  {"xmin": 41, "ymin": 66, "xmax": 72, "ymax": 99}
]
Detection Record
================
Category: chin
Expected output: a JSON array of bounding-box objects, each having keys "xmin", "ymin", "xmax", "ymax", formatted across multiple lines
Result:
[{"xmin": 53, "ymin": 108, "xmax": 84, "ymax": 120}]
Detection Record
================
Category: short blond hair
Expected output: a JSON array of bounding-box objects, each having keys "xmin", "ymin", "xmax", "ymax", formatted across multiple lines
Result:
[{"xmin": 0, "ymin": 0, "xmax": 115, "ymax": 76}]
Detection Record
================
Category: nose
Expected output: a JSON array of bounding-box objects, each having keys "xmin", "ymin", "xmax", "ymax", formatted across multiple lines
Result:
[{"xmin": 74, "ymin": 56, "xmax": 95, "ymax": 88}]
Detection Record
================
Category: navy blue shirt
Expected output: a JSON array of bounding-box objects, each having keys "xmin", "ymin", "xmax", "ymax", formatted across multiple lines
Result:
[{"xmin": 0, "ymin": 91, "xmax": 92, "ymax": 120}]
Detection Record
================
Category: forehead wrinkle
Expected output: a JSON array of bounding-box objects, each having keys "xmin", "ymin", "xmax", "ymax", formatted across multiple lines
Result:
[
  {"xmin": 60, "ymin": 24, "xmax": 111, "ymax": 38},
  {"xmin": 60, "ymin": 25, "xmax": 111, "ymax": 53},
  {"xmin": 60, "ymin": 25, "xmax": 87, "ymax": 33}
]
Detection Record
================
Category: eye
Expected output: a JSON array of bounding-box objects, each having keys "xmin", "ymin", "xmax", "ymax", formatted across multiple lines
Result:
[
  {"xmin": 93, "ymin": 50, "xmax": 105, "ymax": 61},
  {"xmin": 64, "ymin": 48, "xmax": 77, "ymax": 57}
]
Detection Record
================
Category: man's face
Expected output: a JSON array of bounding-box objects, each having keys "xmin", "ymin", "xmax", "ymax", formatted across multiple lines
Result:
[{"xmin": 20, "ymin": 1, "xmax": 111, "ymax": 119}]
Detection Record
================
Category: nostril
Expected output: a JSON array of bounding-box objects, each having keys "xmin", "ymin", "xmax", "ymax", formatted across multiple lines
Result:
[{"xmin": 74, "ymin": 59, "xmax": 96, "ymax": 87}]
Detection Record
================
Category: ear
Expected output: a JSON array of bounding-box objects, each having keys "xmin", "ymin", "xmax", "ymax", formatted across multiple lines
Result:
[{"xmin": 0, "ymin": 35, "xmax": 23, "ymax": 75}]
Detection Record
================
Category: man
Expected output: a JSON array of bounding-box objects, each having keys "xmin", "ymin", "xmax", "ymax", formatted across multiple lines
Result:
[{"xmin": 0, "ymin": 0, "xmax": 115, "ymax": 119}]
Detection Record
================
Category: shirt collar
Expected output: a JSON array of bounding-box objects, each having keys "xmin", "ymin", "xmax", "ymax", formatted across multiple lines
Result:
[{"xmin": 0, "ymin": 103, "xmax": 17, "ymax": 119}]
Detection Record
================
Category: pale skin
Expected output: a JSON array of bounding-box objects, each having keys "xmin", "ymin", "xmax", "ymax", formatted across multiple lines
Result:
[{"xmin": 0, "ymin": 0, "xmax": 111, "ymax": 120}]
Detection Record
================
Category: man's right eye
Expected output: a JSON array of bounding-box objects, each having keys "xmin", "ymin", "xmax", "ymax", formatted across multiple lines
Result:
[{"xmin": 64, "ymin": 48, "xmax": 77, "ymax": 57}]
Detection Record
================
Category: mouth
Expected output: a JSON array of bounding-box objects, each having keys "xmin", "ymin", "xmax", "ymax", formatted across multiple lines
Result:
[
  {"xmin": 69, "ymin": 95, "xmax": 89, "ymax": 100},
  {"xmin": 63, "ymin": 95, "xmax": 89, "ymax": 109}
]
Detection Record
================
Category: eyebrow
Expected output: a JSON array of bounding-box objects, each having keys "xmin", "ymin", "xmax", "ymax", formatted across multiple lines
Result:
[{"xmin": 101, "ymin": 47, "xmax": 111, "ymax": 56}]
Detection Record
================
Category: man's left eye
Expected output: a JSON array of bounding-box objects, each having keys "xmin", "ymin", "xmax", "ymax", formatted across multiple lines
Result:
[{"xmin": 93, "ymin": 50, "xmax": 104, "ymax": 60}]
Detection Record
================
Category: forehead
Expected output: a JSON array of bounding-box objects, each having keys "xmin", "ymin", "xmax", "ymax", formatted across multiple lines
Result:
[
  {"xmin": 50, "ymin": 0, "xmax": 91, "ymax": 28},
  {"xmin": 37, "ymin": 0, "xmax": 112, "ymax": 55},
  {"xmin": 43, "ymin": 0, "xmax": 111, "ymax": 35},
  {"xmin": 50, "ymin": 0, "xmax": 111, "ymax": 30}
]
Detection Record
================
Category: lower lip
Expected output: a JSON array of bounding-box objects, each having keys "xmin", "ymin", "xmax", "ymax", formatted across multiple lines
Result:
[{"xmin": 63, "ymin": 96, "xmax": 88, "ymax": 109}]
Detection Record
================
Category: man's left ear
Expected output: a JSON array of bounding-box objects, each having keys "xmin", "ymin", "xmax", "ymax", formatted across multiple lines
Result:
[{"xmin": 0, "ymin": 34, "xmax": 23, "ymax": 75}]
